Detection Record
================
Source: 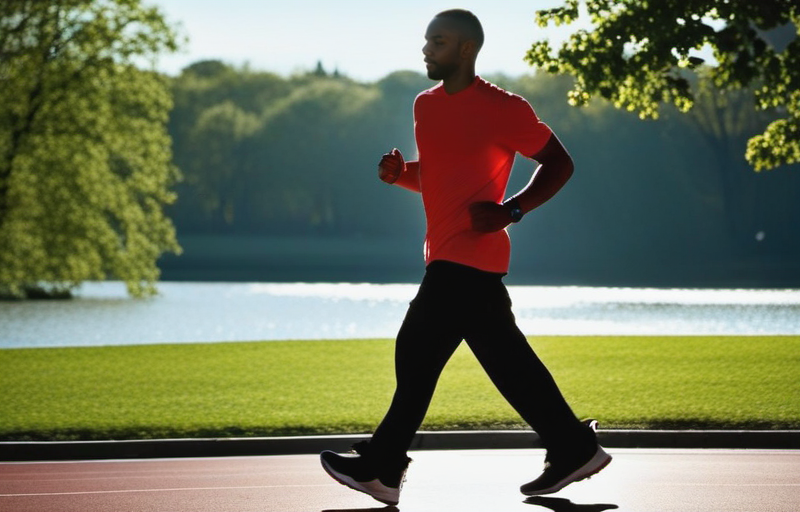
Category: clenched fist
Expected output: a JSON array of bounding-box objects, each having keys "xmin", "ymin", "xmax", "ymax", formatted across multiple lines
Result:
[
  {"xmin": 469, "ymin": 201, "xmax": 513, "ymax": 233},
  {"xmin": 378, "ymin": 148, "xmax": 405, "ymax": 184}
]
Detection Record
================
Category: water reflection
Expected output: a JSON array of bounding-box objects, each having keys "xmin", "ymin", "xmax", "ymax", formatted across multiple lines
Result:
[{"xmin": 1, "ymin": 282, "xmax": 798, "ymax": 348}]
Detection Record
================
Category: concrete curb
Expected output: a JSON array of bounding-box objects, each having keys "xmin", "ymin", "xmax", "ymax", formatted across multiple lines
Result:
[{"xmin": 2, "ymin": 430, "xmax": 798, "ymax": 461}]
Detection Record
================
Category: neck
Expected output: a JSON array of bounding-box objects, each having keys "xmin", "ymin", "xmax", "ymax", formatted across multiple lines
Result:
[{"xmin": 442, "ymin": 66, "xmax": 476, "ymax": 95}]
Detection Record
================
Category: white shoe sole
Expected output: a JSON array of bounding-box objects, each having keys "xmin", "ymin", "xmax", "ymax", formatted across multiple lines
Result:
[
  {"xmin": 320, "ymin": 455, "xmax": 400, "ymax": 506},
  {"xmin": 521, "ymin": 446, "xmax": 612, "ymax": 496}
]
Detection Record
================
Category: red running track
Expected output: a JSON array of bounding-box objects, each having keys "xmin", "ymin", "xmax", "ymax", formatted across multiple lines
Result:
[{"xmin": 2, "ymin": 449, "xmax": 799, "ymax": 512}]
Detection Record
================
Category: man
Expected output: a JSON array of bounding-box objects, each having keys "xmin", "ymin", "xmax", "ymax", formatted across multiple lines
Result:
[{"xmin": 320, "ymin": 9, "xmax": 611, "ymax": 506}]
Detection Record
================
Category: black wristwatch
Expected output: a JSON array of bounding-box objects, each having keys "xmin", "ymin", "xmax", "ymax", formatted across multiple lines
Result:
[{"xmin": 505, "ymin": 198, "xmax": 524, "ymax": 223}]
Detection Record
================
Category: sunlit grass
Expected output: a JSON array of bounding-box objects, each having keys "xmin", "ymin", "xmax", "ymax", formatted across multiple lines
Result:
[{"xmin": 1, "ymin": 336, "xmax": 798, "ymax": 441}]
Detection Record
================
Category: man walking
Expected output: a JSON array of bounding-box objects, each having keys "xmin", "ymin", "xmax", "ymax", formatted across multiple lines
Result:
[{"xmin": 320, "ymin": 9, "xmax": 610, "ymax": 506}]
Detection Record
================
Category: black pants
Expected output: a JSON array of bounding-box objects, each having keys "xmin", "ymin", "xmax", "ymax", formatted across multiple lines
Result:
[{"xmin": 370, "ymin": 260, "xmax": 588, "ymax": 459}]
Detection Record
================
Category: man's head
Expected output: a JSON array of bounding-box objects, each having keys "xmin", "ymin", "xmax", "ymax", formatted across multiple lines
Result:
[{"xmin": 422, "ymin": 9, "xmax": 484, "ymax": 81}]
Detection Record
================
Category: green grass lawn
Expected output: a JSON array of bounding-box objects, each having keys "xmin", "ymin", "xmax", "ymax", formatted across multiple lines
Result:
[{"xmin": 1, "ymin": 336, "xmax": 798, "ymax": 441}]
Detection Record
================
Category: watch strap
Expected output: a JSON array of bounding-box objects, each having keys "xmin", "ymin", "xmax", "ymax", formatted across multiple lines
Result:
[{"xmin": 505, "ymin": 198, "xmax": 524, "ymax": 223}]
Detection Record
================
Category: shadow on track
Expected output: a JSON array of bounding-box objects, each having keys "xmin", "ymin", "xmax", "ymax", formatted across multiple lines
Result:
[{"xmin": 525, "ymin": 496, "xmax": 619, "ymax": 512}]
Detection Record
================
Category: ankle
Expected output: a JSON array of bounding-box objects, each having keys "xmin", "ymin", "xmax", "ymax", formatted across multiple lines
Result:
[
  {"xmin": 547, "ymin": 427, "xmax": 598, "ymax": 461},
  {"xmin": 360, "ymin": 441, "xmax": 411, "ymax": 468}
]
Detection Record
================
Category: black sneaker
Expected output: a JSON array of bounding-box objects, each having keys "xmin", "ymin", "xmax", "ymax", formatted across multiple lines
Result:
[
  {"xmin": 520, "ymin": 420, "xmax": 612, "ymax": 496},
  {"xmin": 320, "ymin": 441, "xmax": 410, "ymax": 506}
]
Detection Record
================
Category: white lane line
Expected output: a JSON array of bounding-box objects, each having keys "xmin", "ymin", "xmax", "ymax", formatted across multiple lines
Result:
[
  {"xmin": 0, "ymin": 484, "xmax": 335, "ymax": 498},
  {"xmin": 645, "ymin": 483, "xmax": 800, "ymax": 488}
]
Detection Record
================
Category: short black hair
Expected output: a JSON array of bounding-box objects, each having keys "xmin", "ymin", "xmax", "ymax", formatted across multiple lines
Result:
[{"xmin": 435, "ymin": 9, "xmax": 484, "ymax": 51}]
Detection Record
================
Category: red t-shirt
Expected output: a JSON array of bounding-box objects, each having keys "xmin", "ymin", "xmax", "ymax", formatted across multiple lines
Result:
[{"xmin": 396, "ymin": 76, "xmax": 552, "ymax": 274}]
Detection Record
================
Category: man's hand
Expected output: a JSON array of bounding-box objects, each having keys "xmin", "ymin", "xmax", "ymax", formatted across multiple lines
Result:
[
  {"xmin": 378, "ymin": 148, "xmax": 405, "ymax": 184},
  {"xmin": 469, "ymin": 201, "xmax": 512, "ymax": 233}
]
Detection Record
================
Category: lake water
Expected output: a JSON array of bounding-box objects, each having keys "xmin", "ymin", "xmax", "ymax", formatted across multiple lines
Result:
[{"xmin": 1, "ymin": 282, "xmax": 799, "ymax": 349}]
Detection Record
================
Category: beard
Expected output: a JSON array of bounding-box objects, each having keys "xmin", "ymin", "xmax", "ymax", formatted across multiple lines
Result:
[{"xmin": 426, "ymin": 60, "xmax": 458, "ymax": 81}]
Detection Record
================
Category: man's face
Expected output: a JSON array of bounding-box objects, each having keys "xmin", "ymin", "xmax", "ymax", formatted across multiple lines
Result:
[{"xmin": 422, "ymin": 17, "xmax": 464, "ymax": 81}]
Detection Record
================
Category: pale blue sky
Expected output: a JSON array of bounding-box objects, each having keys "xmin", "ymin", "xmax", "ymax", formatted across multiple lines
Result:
[{"xmin": 148, "ymin": 0, "xmax": 587, "ymax": 80}]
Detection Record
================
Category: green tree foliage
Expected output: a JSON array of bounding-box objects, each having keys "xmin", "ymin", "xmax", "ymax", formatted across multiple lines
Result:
[
  {"xmin": 0, "ymin": 0, "xmax": 182, "ymax": 298},
  {"xmin": 186, "ymin": 101, "xmax": 260, "ymax": 225},
  {"xmin": 525, "ymin": 0, "xmax": 800, "ymax": 171}
]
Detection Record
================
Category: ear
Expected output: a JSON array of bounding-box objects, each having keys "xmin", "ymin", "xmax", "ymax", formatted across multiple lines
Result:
[{"xmin": 460, "ymin": 39, "xmax": 477, "ymax": 60}]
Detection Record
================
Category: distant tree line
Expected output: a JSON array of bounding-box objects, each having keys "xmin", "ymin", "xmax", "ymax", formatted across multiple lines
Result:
[
  {"xmin": 168, "ymin": 61, "xmax": 427, "ymax": 239},
  {"xmin": 165, "ymin": 60, "xmax": 800, "ymax": 285}
]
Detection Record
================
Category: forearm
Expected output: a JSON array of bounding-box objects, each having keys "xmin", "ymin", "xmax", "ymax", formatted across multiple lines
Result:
[
  {"xmin": 471, "ymin": 134, "xmax": 574, "ymax": 233},
  {"xmin": 510, "ymin": 159, "xmax": 573, "ymax": 214},
  {"xmin": 393, "ymin": 160, "xmax": 421, "ymax": 193},
  {"xmin": 507, "ymin": 132, "xmax": 574, "ymax": 214}
]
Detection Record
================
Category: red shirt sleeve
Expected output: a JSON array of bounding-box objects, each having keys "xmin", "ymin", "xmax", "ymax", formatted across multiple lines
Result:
[
  {"xmin": 502, "ymin": 95, "xmax": 552, "ymax": 158},
  {"xmin": 393, "ymin": 160, "xmax": 421, "ymax": 193}
]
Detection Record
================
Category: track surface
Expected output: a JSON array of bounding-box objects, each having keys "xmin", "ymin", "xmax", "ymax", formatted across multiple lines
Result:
[{"xmin": 2, "ymin": 449, "xmax": 799, "ymax": 512}]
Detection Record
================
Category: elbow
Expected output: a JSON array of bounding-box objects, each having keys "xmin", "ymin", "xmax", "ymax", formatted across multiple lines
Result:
[{"xmin": 542, "ymin": 139, "xmax": 574, "ymax": 183}]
